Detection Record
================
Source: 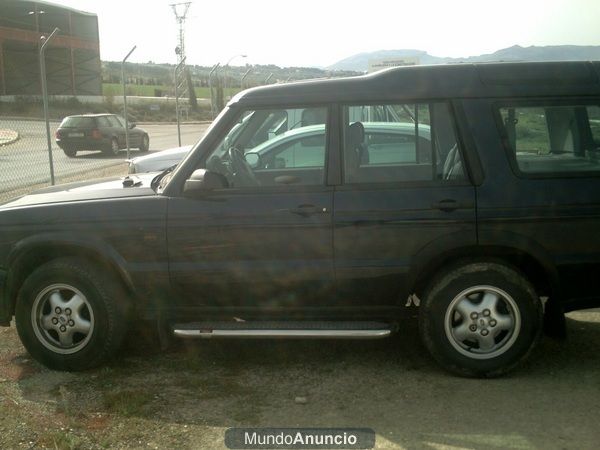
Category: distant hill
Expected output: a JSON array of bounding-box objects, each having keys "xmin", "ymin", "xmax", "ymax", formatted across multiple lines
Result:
[{"xmin": 328, "ymin": 45, "xmax": 600, "ymax": 72}]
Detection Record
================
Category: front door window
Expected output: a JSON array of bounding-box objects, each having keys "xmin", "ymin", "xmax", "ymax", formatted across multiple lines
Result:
[{"xmin": 201, "ymin": 107, "xmax": 329, "ymax": 188}]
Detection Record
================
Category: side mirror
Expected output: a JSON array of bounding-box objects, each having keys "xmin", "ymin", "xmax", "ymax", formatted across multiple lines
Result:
[
  {"xmin": 244, "ymin": 152, "xmax": 260, "ymax": 168},
  {"xmin": 129, "ymin": 122, "xmax": 136, "ymax": 129},
  {"xmin": 183, "ymin": 169, "xmax": 228, "ymax": 194}
]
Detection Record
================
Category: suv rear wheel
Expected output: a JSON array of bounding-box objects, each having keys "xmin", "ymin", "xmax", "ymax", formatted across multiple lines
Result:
[
  {"xmin": 15, "ymin": 258, "xmax": 129, "ymax": 371},
  {"xmin": 419, "ymin": 261, "xmax": 542, "ymax": 377}
]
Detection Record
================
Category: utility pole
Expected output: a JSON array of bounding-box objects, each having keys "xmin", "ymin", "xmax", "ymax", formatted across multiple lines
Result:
[
  {"xmin": 174, "ymin": 57, "xmax": 186, "ymax": 147},
  {"xmin": 171, "ymin": 2, "xmax": 197, "ymax": 112},
  {"xmin": 170, "ymin": 2, "xmax": 191, "ymax": 65}
]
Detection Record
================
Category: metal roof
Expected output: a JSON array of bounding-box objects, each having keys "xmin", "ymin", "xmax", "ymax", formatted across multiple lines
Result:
[{"xmin": 12, "ymin": 0, "xmax": 97, "ymax": 17}]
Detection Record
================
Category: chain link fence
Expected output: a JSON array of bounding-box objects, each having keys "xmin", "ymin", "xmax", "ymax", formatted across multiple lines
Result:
[{"xmin": 0, "ymin": 102, "xmax": 130, "ymax": 203}]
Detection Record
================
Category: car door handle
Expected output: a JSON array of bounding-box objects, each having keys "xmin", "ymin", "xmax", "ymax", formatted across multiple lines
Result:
[
  {"xmin": 289, "ymin": 204, "xmax": 328, "ymax": 216},
  {"xmin": 431, "ymin": 199, "xmax": 460, "ymax": 212}
]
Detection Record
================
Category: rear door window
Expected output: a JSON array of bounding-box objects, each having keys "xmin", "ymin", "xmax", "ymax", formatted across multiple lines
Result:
[
  {"xmin": 498, "ymin": 103, "xmax": 600, "ymax": 175},
  {"xmin": 96, "ymin": 116, "xmax": 111, "ymax": 128},
  {"xmin": 61, "ymin": 117, "xmax": 94, "ymax": 128},
  {"xmin": 107, "ymin": 116, "xmax": 123, "ymax": 128},
  {"xmin": 343, "ymin": 103, "xmax": 465, "ymax": 184},
  {"xmin": 588, "ymin": 105, "xmax": 600, "ymax": 146}
]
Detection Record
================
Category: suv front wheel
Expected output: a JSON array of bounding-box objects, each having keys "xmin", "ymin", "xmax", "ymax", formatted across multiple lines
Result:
[
  {"xmin": 419, "ymin": 261, "xmax": 543, "ymax": 377},
  {"xmin": 15, "ymin": 258, "xmax": 129, "ymax": 371}
]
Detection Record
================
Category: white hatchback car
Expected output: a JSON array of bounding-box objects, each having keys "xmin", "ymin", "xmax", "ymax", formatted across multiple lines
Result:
[
  {"xmin": 127, "ymin": 121, "xmax": 433, "ymax": 174},
  {"xmin": 127, "ymin": 145, "xmax": 193, "ymax": 173}
]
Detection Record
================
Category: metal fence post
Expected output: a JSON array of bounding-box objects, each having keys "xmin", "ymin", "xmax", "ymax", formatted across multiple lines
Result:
[
  {"xmin": 40, "ymin": 27, "xmax": 59, "ymax": 185},
  {"xmin": 121, "ymin": 45, "xmax": 136, "ymax": 160},
  {"xmin": 174, "ymin": 57, "xmax": 186, "ymax": 147},
  {"xmin": 241, "ymin": 68, "xmax": 251, "ymax": 89},
  {"xmin": 208, "ymin": 62, "xmax": 220, "ymax": 119}
]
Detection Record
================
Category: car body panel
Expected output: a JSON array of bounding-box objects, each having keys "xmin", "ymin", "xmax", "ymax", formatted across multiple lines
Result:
[
  {"xmin": 0, "ymin": 173, "xmax": 168, "ymax": 321},
  {"xmin": 462, "ymin": 98, "xmax": 600, "ymax": 309},
  {"xmin": 166, "ymin": 187, "xmax": 335, "ymax": 313},
  {"xmin": 333, "ymin": 183, "xmax": 477, "ymax": 307}
]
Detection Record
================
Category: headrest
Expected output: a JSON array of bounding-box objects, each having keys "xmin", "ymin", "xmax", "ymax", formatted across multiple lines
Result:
[{"xmin": 347, "ymin": 122, "xmax": 365, "ymax": 145}]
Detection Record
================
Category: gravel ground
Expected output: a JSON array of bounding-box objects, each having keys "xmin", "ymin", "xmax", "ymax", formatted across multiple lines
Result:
[{"xmin": 0, "ymin": 309, "xmax": 599, "ymax": 449}]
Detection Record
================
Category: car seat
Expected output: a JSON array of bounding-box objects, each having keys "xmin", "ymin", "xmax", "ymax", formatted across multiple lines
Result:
[{"xmin": 345, "ymin": 122, "xmax": 369, "ymax": 181}]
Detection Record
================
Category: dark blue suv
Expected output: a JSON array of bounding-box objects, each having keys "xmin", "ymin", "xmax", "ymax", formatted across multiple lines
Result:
[{"xmin": 1, "ymin": 61, "xmax": 600, "ymax": 377}]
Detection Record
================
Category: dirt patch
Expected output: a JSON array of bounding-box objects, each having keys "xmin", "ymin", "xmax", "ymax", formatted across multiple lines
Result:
[
  {"xmin": 0, "ymin": 312, "xmax": 599, "ymax": 449},
  {"xmin": 0, "ymin": 353, "xmax": 39, "ymax": 382}
]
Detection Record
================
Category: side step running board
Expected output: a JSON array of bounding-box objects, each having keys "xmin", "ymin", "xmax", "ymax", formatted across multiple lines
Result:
[{"xmin": 172, "ymin": 321, "xmax": 392, "ymax": 340}]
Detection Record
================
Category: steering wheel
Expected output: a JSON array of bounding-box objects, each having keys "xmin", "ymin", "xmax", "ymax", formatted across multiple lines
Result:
[{"xmin": 227, "ymin": 147, "xmax": 260, "ymax": 187}]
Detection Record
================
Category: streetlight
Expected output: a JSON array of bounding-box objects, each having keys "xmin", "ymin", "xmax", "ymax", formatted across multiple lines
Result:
[
  {"xmin": 223, "ymin": 54, "xmax": 247, "ymax": 94},
  {"xmin": 122, "ymin": 45, "xmax": 137, "ymax": 159}
]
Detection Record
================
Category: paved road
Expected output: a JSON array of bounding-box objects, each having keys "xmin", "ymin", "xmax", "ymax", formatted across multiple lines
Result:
[{"xmin": 0, "ymin": 119, "xmax": 210, "ymax": 198}]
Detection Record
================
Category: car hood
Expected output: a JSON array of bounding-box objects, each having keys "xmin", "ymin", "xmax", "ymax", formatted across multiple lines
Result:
[
  {"xmin": 0, "ymin": 172, "xmax": 160, "ymax": 210},
  {"xmin": 131, "ymin": 145, "xmax": 192, "ymax": 162},
  {"xmin": 128, "ymin": 145, "xmax": 192, "ymax": 173}
]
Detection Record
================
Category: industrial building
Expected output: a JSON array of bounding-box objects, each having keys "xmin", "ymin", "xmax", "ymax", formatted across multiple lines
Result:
[{"xmin": 0, "ymin": 0, "xmax": 101, "ymax": 96}]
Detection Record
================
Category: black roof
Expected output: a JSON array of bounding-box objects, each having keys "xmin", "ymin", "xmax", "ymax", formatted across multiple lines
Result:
[{"xmin": 234, "ymin": 61, "xmax": 600, "ymax": 106}]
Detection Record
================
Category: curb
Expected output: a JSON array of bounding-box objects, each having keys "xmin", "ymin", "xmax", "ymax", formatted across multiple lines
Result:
[{"xmin": 0, "ymin": 129, "xmax": 19, "ymax": 146}]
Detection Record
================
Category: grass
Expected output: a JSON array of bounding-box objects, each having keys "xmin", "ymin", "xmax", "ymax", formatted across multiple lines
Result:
[
  {"xmin": 501, "ymin": 107, "xmax": 552, "ymax": 154},
  {"xmin": 102, "ymin": 389, "xmax": 154, "ymax": 417},
  {"xmin": 502, "ymin": 106, "xmax": 600, "ymax": 154},
  {"xmin": 43, "ymin": 431, "xmax": 84, "ymax": 450},
  {"xmin": 0, "ymin": 95, "xmax": 212, "ymax": 123}
]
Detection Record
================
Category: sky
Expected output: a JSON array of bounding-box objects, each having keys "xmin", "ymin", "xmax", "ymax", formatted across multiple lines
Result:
[{"xmin": 52, "ymin": 0, "xmax": 600, "ymax": 68}]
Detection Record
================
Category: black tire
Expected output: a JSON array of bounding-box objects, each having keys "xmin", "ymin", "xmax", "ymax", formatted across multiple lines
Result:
[
  {"xmin": 139, "ymin": 134, "xmax": 149, "ymax": 152},
  {"xmin": 63, "ymin": 148, "xmax": 77, "ymax": 158},
  {"xmin": 102, "ymin": 137, "xmax": 120, "ymax": 156},
  {"xmin": 15, "ymin": 258, "xmax": 130, "ymax": 371},
  {"xmin": 419, "ymin": 261, "xmax": 543, "ymax": 377}
]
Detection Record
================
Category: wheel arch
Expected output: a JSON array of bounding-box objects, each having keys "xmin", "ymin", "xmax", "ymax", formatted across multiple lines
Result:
[
  {"xmin": 410, "ymin": 244, "xmax": 559, "ymax": 303},
  {"xmin": 3, "ymin": 234, "xmax": 135, "ymax": 321}
]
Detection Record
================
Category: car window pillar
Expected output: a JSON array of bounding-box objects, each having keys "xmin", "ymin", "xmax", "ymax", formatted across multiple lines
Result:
[{"xmin": 326, "ymin": 104, "xmax": 342, "ymax": 186}]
